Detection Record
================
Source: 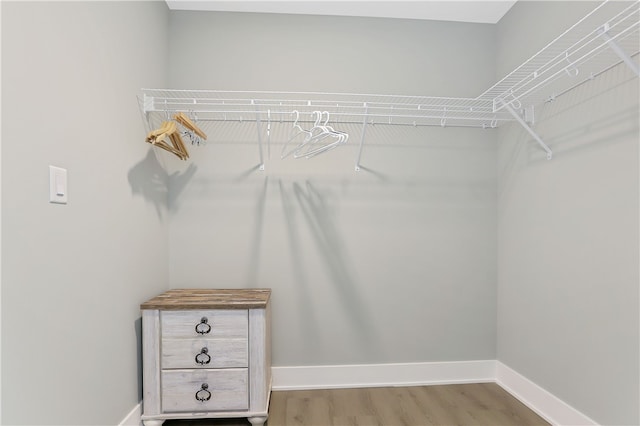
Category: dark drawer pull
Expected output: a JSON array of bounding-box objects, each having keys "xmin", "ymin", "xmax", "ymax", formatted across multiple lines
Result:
[
  {"xmin": 195, "ymin": 383, "xmax": 211, "ymax": 402},
  {"xmin": 195, "ymin": 347, "xmax": 211, "ymax": 365},
  {"xmin": 195, "ymin": 317, "xmax": 211, "ymax": 334}
]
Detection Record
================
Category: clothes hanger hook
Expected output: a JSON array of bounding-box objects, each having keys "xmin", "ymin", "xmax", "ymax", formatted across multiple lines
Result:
[{"xmin": 322, "ymin": 111, "xmax": 330, "ymax": 126}]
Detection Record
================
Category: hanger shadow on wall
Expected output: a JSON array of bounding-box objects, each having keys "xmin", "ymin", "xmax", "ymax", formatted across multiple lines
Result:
[
  {"xmin": 128, "ymin": 148, "xmax": 198, "ymax": 218},
  {"xmin": 500, "ymin": 68, "xmax": 639, "ymax": 176},
  {"xmin": 499, "ymin": 71, "xmax": 639, "ymax": 202},
  {"xmin": 279, "ymin": 179, "xmax": 378, "ymax": 352}
]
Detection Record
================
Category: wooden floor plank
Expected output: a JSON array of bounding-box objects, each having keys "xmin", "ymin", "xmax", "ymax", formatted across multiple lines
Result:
[{"xmin": 165, "ymin": 383, "xmax": 550, "ymax": 426}]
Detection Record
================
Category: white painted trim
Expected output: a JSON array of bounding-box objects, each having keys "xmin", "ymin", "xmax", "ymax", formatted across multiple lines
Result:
[
  {"xmin": 271, "ymin": 360, "xmax": 496, "ymax": 391},
  {"xmin": 118, "ymin": 403, "xmax": 142, "ymax": 426},
  {"xmin": 165, "ymin": 1, "xmax": 517, "ymax": 24},
  {"xmin": 495, "ymin": 362, "xmax": 598, "ymax": 426},
  {"xmin": 125, "ymin": 361, "xmax": 598, "ymax": 425}
]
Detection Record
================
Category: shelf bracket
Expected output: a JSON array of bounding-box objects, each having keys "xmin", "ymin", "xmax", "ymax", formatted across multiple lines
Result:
[
  {"xmin": 598, "ymin": 23, "xmax": 640, "ymax": 77},
  {"xmin": 143, "ymin": 94, "xmax": 154, "ymax": 115},
  {"xmin": 253, "ymin": 100, "xmax": 265, "ymax": 171},
  {"xmin": 141, "ymin": 94, "xmax": 154, "ymax": 126},
  {"xmin": 355, "ymin": 103, "xmax": 369, "ymax": 171},
  {"xmin": 523, "ymin": 105, "xmax": 535, "ymax": 125},
  {"xmin": 499, "ymin": 99, "xmax": 553, "ymax": 160}
]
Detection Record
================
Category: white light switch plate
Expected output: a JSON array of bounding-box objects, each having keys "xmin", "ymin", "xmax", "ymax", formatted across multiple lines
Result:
[{"xmin": 49, "ymin": 165, "xmax": 68, "ymax": 204}]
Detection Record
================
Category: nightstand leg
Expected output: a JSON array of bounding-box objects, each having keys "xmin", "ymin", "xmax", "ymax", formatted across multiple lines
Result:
[
  {"xmin": 142, "ymin": 420, "xmax": 165, "ymax": 426},
  {"xmin": 248, "ymin": 416, "xmax": 268, "ymax": 426}
]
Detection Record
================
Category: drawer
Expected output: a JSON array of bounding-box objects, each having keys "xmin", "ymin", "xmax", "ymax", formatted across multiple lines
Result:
[
  {"xmin": 161, "ymin": 369, "xmax": 248, "ymax": 413},
  {"xmin": 161, "ymin": 310, "xmax": 248, "ymax": 339},
  {"xmin": 162, "ymin": 338, "xmax": 248, "ymax": 369}
]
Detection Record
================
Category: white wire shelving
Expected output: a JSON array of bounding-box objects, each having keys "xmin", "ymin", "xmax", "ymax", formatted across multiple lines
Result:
[
  {"xmin": 139, "ymin": 0, "xmax": 639, "ymax": 169},
  {"xmin": 481, "ymin": 0, "xmax": 639, "ymax": 159},
  {"xmin": 140, "ymin": 90, "xmax": 512, "ymax": 129},
  {"xmin": 482, "ymin": 0, "xmax": 639, "ymax": 108},
  {"xmin": 139, "ymin": 91, "xmax": 514, "ymax": 170}
]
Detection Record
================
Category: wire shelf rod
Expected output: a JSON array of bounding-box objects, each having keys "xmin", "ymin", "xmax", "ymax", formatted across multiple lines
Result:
[
  {"xmin": 144, "ymin": 99, "xmax": 497, "ymax": 112},
  {"xmin": 500, "ymin": 19, "xmax": 637, "ymax": 99},
  {"xmin": 143, "ymin": 88, "xmax": 494, "ymax": 105},
  {"xmin": 163, "ymin": 119, "xmax": 497, "ymax": 129},
  {"xmin": 516, "ymin": 9, "xmax": 637, "ymax": 84},
  {"xmin": 493, "ymin": 26, "xmax": 638, "ymax": 110},
  {"xmin": 146, "ymin": 105, "xmax": 496, "ymax": 116},
  {"xmin": 486, "ymin": 1, "xmax": 639, "ymax": 109},
  {"xmin": 478, "ymin": 0, "xmax": 627, "ymax": 99},
  {"xmin": 144, "ymin": 108, "xmax": 510, "ymax": 123},
  {"xmin": 144, "ymin": 96, "xmax": 495, "ymax": 111},
  {"xmin": 545, "ymin": 50, "xmax": 640, "ymax": 102}
]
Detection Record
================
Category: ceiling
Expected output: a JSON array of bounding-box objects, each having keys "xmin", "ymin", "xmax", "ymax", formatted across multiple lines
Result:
[{"xmin": 165, "ymin": 1, "xmax": 518, "ymax": 25}]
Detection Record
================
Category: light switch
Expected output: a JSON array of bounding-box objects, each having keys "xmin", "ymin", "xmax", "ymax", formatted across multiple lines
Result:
[{"xmin": 49, "ymin": 166, "xmax": 68, "ymax": 204}]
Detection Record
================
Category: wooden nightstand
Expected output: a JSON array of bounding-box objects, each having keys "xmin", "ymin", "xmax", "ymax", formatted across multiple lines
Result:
[{"xmin": 140, "ymin": 289, "xmax": 271, "ymax": 426}]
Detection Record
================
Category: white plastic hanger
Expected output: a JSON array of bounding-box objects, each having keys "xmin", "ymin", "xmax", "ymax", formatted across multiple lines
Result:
[
  {"xmin": 294, "ymin": 111, "xmax": 347, "ymax": 158},
  {"xmin": 281, "ymin": 110, "xmax": 313, "ymax": 159}
]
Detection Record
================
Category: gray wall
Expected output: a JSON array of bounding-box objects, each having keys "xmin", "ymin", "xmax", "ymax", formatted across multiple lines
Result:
[
  {"xmin": 1, "ymin": 1, "xmax": 170, "ymax": 424},
  {"xmin": 2, "ymin": 2, "xmax": 637, "ymax": 425},
  {"xmin": 496, "ymin": 2, "xmax": 639, "ymax": 425},
  {"xmin": 168, "ymin": 10, "xmax": 496, "ymax": 97},
  {"xmin": 166, "ymin": 11, "xmax": 498, "ymax": 366}
]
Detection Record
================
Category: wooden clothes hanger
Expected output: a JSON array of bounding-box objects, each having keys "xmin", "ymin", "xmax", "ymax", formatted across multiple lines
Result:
[
  {"xmin": 174, "ymin": 112, "xmax": 207, "ymax": 140},
  {"xmin": 147, "ymin": 120, "xmax": 176, "ymax": 144},
  {"xmin": 146, "ymin": 120, "xmax": 189, "ymax": 160},
  {"xmin": 169, "ymin": 131, "xmax": 189, "ymax": 160}
]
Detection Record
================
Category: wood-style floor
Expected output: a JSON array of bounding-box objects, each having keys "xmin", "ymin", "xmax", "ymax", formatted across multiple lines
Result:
[{"xmin": 165, "ymin": 383, "xmax": 550, "ymax": 426}]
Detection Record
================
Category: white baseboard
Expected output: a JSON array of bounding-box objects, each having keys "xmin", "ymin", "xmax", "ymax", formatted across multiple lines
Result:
[
  {"xmin": 271, "ymin": 360, "xmax": 496, "ymax": 391},
  {"xmin": 496, "ymin": 362, "xmax": 597, "ymax": 425},
  {"xmin": 121, "ymin": 361, "xmax": 597, "ymax": 426},
  {"xmin": 118, "ymin": 402, "xmax": 142, "ymax": 426}
]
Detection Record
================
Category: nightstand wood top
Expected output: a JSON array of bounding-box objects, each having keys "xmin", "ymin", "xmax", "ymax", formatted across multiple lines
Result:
[{"xmin": 141, "ymin": 288, "xmax": 271, "ymax": 310}]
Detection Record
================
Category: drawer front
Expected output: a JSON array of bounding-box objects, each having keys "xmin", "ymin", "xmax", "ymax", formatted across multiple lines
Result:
[
  {"xmin": 162, "ymin": 338, "xmax": 248, "ymax": 369},
  {"xmin": 161, "ymin": 369, "xmax": 248, "ymax": 413},
  {"xmin": 161, "ymin": 310, "xmax": 248, "ymax": 339}
]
